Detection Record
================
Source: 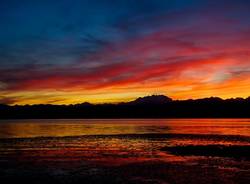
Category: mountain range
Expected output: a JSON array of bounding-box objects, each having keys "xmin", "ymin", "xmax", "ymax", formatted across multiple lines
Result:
[{"xmin": 1, "ymin": 95, "xmax": 250, "ymax": 118}]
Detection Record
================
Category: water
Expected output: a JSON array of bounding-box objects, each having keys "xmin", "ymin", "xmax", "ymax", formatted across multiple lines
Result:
[
  {"xmin": 1, "ymin": 119, "xmax": 250, "ymax": 138},
  {"xmin": 0, "ymin": 119, "xmax": 250, "ymax": 184}
]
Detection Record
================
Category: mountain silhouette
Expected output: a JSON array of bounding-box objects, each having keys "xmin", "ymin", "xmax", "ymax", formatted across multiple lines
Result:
[
  {"xmin": 1, "ymin": 95, "xmax": 250, "ymax": 118},
  {"xmin": 127, "ymin": 95, "xmax": 172, "ymax": 105}
]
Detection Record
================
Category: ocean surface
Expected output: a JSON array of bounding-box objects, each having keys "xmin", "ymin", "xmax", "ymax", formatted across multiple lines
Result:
[{"xmin": 0, "ymin": 119, "xmax": 250, "ymax": 184}]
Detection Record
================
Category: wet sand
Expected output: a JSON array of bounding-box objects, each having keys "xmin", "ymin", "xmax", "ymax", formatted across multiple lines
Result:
[
  {"xmin": 1, "ymin": 133, "xmax": 250, "ymax": 184},
  {"xmin": 161, "ymin": 145, "xmax": 250, "ymax": 160},
  {"xmin": 1, "ymin": 159, "xmax": 250, "ymax": 184}
]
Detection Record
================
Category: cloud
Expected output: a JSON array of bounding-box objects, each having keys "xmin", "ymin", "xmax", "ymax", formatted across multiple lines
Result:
[
  {"xmin": 1, "ymin": 0, "xmax": 250, "ymax": 104},
  {"xmin": 0, "ymin": 96, "xmax": 19, "ymax": 105}
]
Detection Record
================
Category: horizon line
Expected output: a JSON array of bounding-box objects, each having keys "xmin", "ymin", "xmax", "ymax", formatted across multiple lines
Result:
[{"xmin": 2, "ymin": 94, "xmax": 250, "ymax": 106}]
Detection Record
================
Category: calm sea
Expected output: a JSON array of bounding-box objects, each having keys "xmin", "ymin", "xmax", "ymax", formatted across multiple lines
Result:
[{"xmin": 1, "ymin": 119, "xmax": 250, "ymax": 138}]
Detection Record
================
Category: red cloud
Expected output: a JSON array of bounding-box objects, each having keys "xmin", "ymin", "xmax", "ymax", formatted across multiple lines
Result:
[{"xmin": 1, "ymin": 25, "xmax": 250, "ymax": 102}]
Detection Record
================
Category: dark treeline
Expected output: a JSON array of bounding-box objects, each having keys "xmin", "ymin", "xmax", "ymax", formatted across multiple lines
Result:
[{"xmin": 1, "ymin": 95, "xmax": 250, "ymax": 119}]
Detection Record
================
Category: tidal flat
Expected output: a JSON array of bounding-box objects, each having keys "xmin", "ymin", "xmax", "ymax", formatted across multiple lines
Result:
[{"xmin": 1, "ymin": 119, "xmax": 250, "ymax": 184}]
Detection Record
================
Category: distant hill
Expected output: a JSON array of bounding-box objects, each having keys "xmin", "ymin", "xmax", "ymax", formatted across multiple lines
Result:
[
  {"xmin": 127, "ymin": 95, "xmax": 172, "ymax": 105},
  {"xmin": 1, "ymin": 95, "xmax": 250, "ymax": 118}
]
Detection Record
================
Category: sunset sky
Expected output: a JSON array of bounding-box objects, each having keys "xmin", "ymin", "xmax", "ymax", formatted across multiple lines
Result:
[{"xmin": 1, "ymin": 0, "xmax": 250, "ymax": 105}]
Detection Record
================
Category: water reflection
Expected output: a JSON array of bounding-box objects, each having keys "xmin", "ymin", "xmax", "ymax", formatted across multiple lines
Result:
[
  {"xmin": 1, "ymin": 119, "xmax": 250, "ymax": 184},
  {"xmin": 1, "ymin": 119, "xmax": 250, "ymax": 164},
  {"xmin": 1, "ymin": 119, "xmax": 250, "ymax": 138}
]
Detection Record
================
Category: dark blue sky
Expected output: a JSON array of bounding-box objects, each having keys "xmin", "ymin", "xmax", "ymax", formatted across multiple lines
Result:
[{"xmin": 0, "ymin": 0, "xmax": 198, "ymax": 64}]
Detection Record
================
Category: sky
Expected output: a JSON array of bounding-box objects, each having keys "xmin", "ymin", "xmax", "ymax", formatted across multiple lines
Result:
[{"xmin": 0, "ymin": 0, "xmax": 250, "ymax": 105}]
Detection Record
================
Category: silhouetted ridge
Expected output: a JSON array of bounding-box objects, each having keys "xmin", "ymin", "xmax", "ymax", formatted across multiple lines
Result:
[
  {"xmin": 1, "ymin": 95, "xmax": 250, "ymax": 118},
  {"xmin": 128, "ymin": 95, "xmax": 172, "ymax": 105},
  {"xmin": 75, "ymin": 102, "xmax": 93, "ymax": 107}
]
